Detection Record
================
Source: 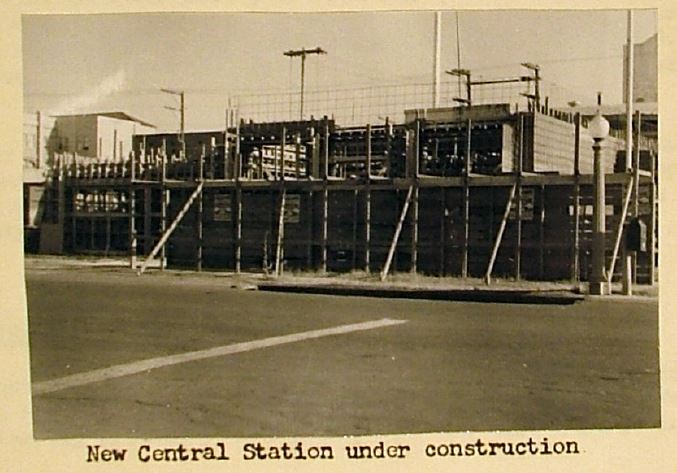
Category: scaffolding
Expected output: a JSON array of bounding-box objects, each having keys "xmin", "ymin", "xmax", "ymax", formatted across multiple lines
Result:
[{"xmin": 36, "ymin": 102, "xmax": 657, "ymax": 286}]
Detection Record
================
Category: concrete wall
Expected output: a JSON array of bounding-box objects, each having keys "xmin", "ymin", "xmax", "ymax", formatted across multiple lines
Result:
[
  {"xmin": 531, "ymin": 113, "xmax": 576, "ymax": 174},
  {"xmin": 52, "ymin": 114, "xmax": 154, "ymax": 161},
  {"xmin": 522, "ymin": 112, "xmax": 620, "ymax": 175},
  {"xmin": 53, "ymin": 114, "xmax": 99, "ymax": 158},
  {"xmin": 23, "ymin": 112, "xmax": 56, "ymax": 169}
]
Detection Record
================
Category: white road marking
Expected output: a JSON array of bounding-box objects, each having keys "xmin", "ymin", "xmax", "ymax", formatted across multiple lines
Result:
[{"xmin": 33, "ymin": 318, "xmax": 408, "ymax": 395}]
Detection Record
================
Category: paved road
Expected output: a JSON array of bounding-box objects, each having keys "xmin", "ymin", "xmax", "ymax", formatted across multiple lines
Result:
[{"xmin": 26, "ymin": 268, "xmax": 660, "ymax": 438}]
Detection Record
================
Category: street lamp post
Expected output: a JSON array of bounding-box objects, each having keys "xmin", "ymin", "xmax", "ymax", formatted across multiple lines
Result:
[{"xmin": 589, "ymin": 110, "xmax": 610, "ymax": 295}]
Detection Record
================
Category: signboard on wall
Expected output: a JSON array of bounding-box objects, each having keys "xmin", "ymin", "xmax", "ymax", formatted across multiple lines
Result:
[
  {"xmin": 213, "ymin": 193, "xmax": 232, "ymax": 222},
  {"xmin": 284, "ymin": 194, "xmax": 301, "ymax": 223},
  {"xmin": 509, "ymin": 187, "xmax": 535, "ymax": 221}
]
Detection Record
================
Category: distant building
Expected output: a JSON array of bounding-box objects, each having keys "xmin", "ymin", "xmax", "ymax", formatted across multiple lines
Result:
[
  {"xmin": 52, "ymin": 112, "xmax": 155, "ymax": 161},
  {"xmin": 624, "ymin": 33, "xmax": 657, "ymax": 104},
  {"xmin": 23, "ymin": 111, "xmax": 155, "ymax": 252}
]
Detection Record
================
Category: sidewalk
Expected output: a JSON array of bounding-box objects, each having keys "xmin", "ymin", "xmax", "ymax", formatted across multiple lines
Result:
[{"xmin": 24, "ymin": 255, "xmax": 657, "ymax": 302}]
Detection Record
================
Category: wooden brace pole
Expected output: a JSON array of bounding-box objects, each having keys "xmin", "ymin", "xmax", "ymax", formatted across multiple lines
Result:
[
  {"xmin": 484, "ymin": 183, "xmax": 517, "ymax": 285},
  {"xmin": 137, "ymin": 182, "xmax": 204, "ymax": 275},
  {"xmin": 143, "ymin": 186, "xmax": 152, "ymax": 255},
  {"xmin": 410, "ymin": 185, "xmax": 419, "ymax": 273},
  {"xmin": 461, "ymin": 118, "xmax": 472, "ymax": 277},
  {"xmin": 380, "ymin": 185, "xmax": 414, "ymax": 281},
  {"xmin": 321, "ymin": 184, "xmax": 328, "ymax": 272},
  {"xmin": 649, "ymin": 151, "xmax": 657, "ymax": 285},
  {"xmin": 160, "ymin": 140, "xmax": 167, "ymax": 270},
  {"xmin": 274, "ymin": 188, "xmax": 287, "ymax": 277},
  {"xmin": 572, "ymin": 181, "xmax": 581, "ymax": 281},
  {"xmin": 129, "ymin": 150, "xmax": 137, "ymax": 269},
  {"xmin": 439, "ymin": 187, "xmax": 445, "ymax": 276},
  {"xmin": 235, "ymin": 186, "xmax": 242, "ymax": 273},
  {"xmin": 606, "ymin": 175, "xmax": 634, "ymax": 282},
  {"xmin": 196, "ymin": 145, "xmax": 205, "ymax": 271},
  {"xmin": 365, "ymin": 185, "xmax": 371, "ymax": 272},
  {"xmin": 514, "ymin": 115, "xmax": 524, "ymax": 280}
]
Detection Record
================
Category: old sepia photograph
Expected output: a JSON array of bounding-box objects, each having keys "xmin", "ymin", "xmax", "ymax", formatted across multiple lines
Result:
[{"xmin": 22, "ymin": 9, "xmax": 659, "ymax": 442}]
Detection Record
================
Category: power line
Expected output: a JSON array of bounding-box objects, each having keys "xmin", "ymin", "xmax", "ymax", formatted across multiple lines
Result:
[{"xmin": 24, "ymin": 52, "xmax": 625, "ymax": 100}]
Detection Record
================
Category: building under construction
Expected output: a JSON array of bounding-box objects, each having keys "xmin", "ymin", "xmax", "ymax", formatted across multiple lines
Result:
[{"xmin": 31, "ymin": 96, "xmax": 658, "ymax": 285}]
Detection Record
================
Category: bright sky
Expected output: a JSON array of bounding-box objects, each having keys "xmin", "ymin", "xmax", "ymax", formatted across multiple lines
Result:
[{"xmin": 22, "ymin": 10, "xmax": 657, "ymax": 132}]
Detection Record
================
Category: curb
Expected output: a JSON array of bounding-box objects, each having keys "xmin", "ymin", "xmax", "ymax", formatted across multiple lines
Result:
[{"xmin": 256, "ymin": 284, "xmax": 584, "ymax": 305}]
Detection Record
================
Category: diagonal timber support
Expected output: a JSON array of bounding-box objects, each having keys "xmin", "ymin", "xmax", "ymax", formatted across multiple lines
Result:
[
  {"xmin": 606, "ymin": 175, "xmax": 634, "ymax": 283},
  {"xmin": 274, "ymin": 188, "xmax": 287, "ymax": 277},
  {"xmin": 380, "ymin": 185, "xmax": 415, "ymax": 281},
  {"xmin": 137, "ymin": 182, "xmax": 204, "ymax": 275},
  {"xmin": 485, "ymin": 183, "xmax": 517, "ymax": 285}
]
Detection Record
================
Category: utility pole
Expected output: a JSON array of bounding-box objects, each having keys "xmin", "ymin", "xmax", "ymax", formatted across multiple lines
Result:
[
  {"xmin": 433, "ymin": 11, "xmax": 442, "ymax": 108},
  {"xmin": 623, "ymin": 9, "xmax": 635, "ymax": 296},
  {"xmin": 284, "ymin": 47, "xmax": 327, "ymax": 120},
  {"xmin": 161, "ymin": 88, "xmax": 185, "ymax": 159}
]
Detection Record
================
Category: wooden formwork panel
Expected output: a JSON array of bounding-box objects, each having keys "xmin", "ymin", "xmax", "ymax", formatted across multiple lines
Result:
[
  {"xmin": 327, "ymin": 190, "xmax": 356, "ymax": 243},
  {"xmin": 59, "ymin": 177, "xmax": 655, "ymax": 283},
  {"xmin": 200, "ymin": 189, "xmax": 236, "ymax": 269},
  {"xmin": 239, "ymin": 190, "xmax": 275, "ymax": 270},
  {"xmin": 466, "ymin": 187, "xmax": 510, "ymax": 277},
  {"xmin": 166, "ymin": 188, "xmax": 199, "ymax": 267},
  {"xmin": 541, "ymin": 186, "xmax": 574, "ymax": 280},
  {"xmin": 523, "ymin": 112, "xmax": 620, "ymax": 175},
  {"xmin": 281, "ymin": 192, "xmax": 313, "ymax": 269},
  {"xmin": 352, "ymin": 190, "xmax": 367, "ymax": 269},
  {"xmin": 441, "ymin": 188, "xmax": 465, "ymax": 276},
  {"xmin": 326, "ymin": 189, "xmax": 356, "ymax": 271},
  {"xmin": 368, "ymin": 190, "xmax": 399, "ymax": 272},
  {"xmin": 416, "ymin": 187, "xmax": 446, "ymax": 275}
]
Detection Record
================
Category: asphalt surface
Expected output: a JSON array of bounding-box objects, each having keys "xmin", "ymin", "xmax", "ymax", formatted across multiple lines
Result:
[{"xmin": 25, "ymin": 267, "xmax": 660, "ymax": 439}]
